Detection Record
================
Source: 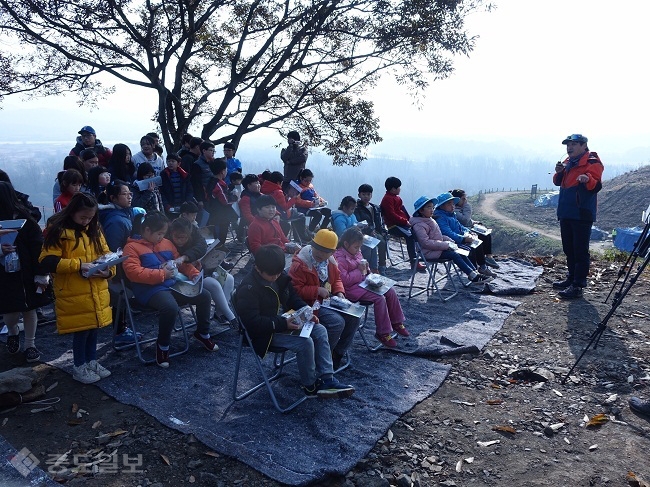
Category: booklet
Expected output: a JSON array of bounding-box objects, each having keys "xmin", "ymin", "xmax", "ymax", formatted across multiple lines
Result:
[
  {"xmin": 359, "ymin": 276, "xmax": 396, "ymax": 296},
  {"xmin": 469, "ymin": 239, "xmax": 483, "ymax": 249},
  {"xmin": 321, "ymin": 298, "xmax": 367, "ymax": 318},
  {"xmin": 473, "ymin": 224, "xmax": 492, "ymax": 236},
  {"xmin": 134, "ymin": 176, "xmax": 163, "ymax": 191},
  {"xmin": 454, "ymin": 247, "xmax": 470, "ymax": 256},
  {"xmin": 199, "ymin": 239, "xmax": 225, "ymax": 269},
  {"xmin": 362, "ymin": 234, "xmax": 381, "ymax": 249},
  {"xmin": 85, "ymin": 255, "xmax": 128, "ymax": 278},
  {"xmin": 171, "ymin": 270, "xmax": 204, "ymax": 296},
  {"xmin": 0, "ymin": 219, "xmax": 26, "ymax": 245}
]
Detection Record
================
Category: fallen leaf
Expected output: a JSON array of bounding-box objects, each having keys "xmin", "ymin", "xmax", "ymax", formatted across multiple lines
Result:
[
  {"xmin": 71, "ymin": 403, "xmax": 79, "ymax": 414},
  {"xmin": 627, "ymin": 471, "xmax": 650, "ymax": 487},
  {"xmin": 464, "ymin": 457, "xmax": 474, "ymax": 463},
  {"xmin": 2, "ymin": 418, "xmax": 8, "ymax": 426},
  {"xmin": 586, "ymin": 414, "xmax": 609, "ymax": 427},
  {"xmin": 589, "ymin": 444, "xmax": 598, "ymax": 451},
  {"xmin": 455, "ymin": 459, "xmax": 463, "ymax": 472},
  {"xmin": 486, "ymin": 399, "xmax": 503, "ymax": 405},
  {"xmin": 204, "ymin": 451, "xmax": 220, "ymax": 458},
  {"xmin": 46, "ymin": 382, "xmax": 58, "ymax": 393},
  {"xmin": 189, "ymin": 475, "xmax": 195, "ymax": 483},
  {"xmin": 387, "ymin": 429, "xmax": 394, "ymax": 442},
  {"xmin": 92, "ymin": 421, "xmax": 102, "ymax": 429},
  {"xmin": 492, "ymin": 425, "xmax": 516, "ymax": 434},
  {"xmin": 552, "ymin": 389, "xmax": 563, "ymax": 397},
  {"xmin": 160, "ymin": 454, "xmax": 171, "ymax": 466},
  {"xmin": 450, "ymin": 400, "xmax": 476, "ymax": 406},
  {"xmin": 67, "ymin": 418, "xmax": 84, "ymax": 426},
  {"xmin": 108, "ymin": 429, "xmax": 128, "ymax": 437}
]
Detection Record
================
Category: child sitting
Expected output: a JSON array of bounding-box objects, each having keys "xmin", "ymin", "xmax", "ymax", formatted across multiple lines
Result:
[
  {"xmin": 132, "ymin": 162, "xmax": 164, "ymax": 213},
  {"xmin": 293, "ymin": 169, "xmax": 331, "ymax": 232},
  {"xmin": 411, "ymin": 196, "xmax": 492, "ymax": 284},
  {"xmin": 380, "ymin": 176, "xmax": 425, "ymax": 272},
  {"xmin": 354, "ymin": 183, "xmax": 388, "ymax": 275},
  {"xmin": 331, "ymin": 196, "xmax": 359, "ymax": 236},
  {"xmin": 160, "ymin": 153, "xmax": 194, "ymax": 217},
  {"xmin": 234, "ymin": 244, "xmax": 354, "ymax": 398},
  {"xmin": 247, "ymin": 194, "xmax": 296, "ymax": 255},
  {"xmin": 238, "ymin": 173, "xmax": 262, "ymax": 227},
  {"xmin": 433, "ymin": 192, "xmax": 496, "ymax": 278},
  {"xmin": 260, "ymin": 170, "xmax": 310, "ymax": 242},
  {"xmin": 54, "ymin": 169, "xmax": 84, "ymax": 212},
  {"xmin": 288, "ymin": 229, "xmax": 359, "ymax": 370},
  {"xmin": 334, "ymin": 227, "xmax": 409, "ymax": 348},
  {"xmin": 168, "ymin": 218, "xmax": 236, "ymax": 327},
  {"xmin": 122, "ymin": 212, "xmax": 218, "ymax": 368},
  {"xmin": 451, "ymin": 188, "xmax": 499, "ymax": 269}
]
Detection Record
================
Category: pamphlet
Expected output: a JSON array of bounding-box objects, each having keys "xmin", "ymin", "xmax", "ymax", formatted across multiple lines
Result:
[
  {"xmin": 299, "ymin": 321, "xmax": 314, "ymax": 338},
  {"xmin": 289, "ymin": 180, "xmax": 302, "ymax": 193},
  {"xmin": 171, "ymin": 270, "xmax": 203, "ymax": 296},
  {"xmin": 134, "ymin": 176, "xmax": 163, "ymax": 191},
  {"xmin": 469, "ymin": 239, "xmax": 483, "ymax": 249},
  {"xmin": 321, "ymin": 298, "xmax": 366, "ymax": 318},
  {"xmin": 199, "ymin": 240, "xmax": 225, "ymax": 269},
  {"xmin": 473, "ymin": 224, "xmax": 492, "ymax": 236},
  {"xmin": 0, "ymin": 219, "xmax": 26, "ymax": 245},
  {"xmin": 454, "ymin": 247, "xmax": 470, "ymax": 256},
  {"xmin": 362, "ymin": 234, "xmax": 381, "ymax": 249},
  {"xmin": 85, "ymin": 255, "xmax": 128, "ymax": 278},
  {"xmin": 359, "ymin": 275, "xmax": 397, "ymax": 296}
]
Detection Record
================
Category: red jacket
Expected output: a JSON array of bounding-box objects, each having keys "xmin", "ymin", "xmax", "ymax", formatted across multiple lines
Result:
[
  {"xmin": 54, "ymin": 191, "xmax": 74, "ymax": 213},
  {"xmin": 260, "ymin": 180, "xmax": 296, "ymax": 217},
  {"xmin": 211, "ymin": 178, "xmax": 230, "ymax": 205},
  {"xmin": 288, "ymin": 246, "xmax": 345, "ymax": 306},
  {"xmin": 247, "ymin": 216, "xmax": 288, "ymax": 255},
  {"xmin": 380, "ymin": 191, "xmax": 410, "ymax": 227}
]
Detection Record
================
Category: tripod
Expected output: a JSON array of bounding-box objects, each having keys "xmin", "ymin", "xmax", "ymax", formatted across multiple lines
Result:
[
  {"xmin": 562, "ymin": 225, "xmax": 650, "ymax": 384},
  {"xmin": 604, "ymin": 219, "xmax": 650, "ymax": 303}
]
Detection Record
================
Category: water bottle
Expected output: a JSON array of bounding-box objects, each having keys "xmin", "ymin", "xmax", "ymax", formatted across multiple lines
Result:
[{"xmin": 4, "ymin": 251, "xmax": 20, "ymax": 273}]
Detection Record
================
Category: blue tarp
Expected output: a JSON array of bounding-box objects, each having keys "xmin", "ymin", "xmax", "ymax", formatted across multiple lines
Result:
[
  {"xmin": 534, "ymin": 191, "xmax": 559, "ymax": 208},
  {"xmin": 591, "ymin": 226, "xmax": 607, "ymax": 241},
  {"xmin": 614, "ymin": 227, "xmax": 643, "ymax": 252}
]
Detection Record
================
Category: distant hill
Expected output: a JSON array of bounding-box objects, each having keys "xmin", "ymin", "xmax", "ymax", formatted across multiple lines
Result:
[{"xmin": 597, "ymin": 164, "xmax": 650, "ymax": 231}]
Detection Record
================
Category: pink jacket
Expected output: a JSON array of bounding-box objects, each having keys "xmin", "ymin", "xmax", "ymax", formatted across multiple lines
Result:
[
  {"xmin": 409, "ymin": 216, "xmax": 453, "ymax": 260},
  {"xmin": 333, "ymin": 248, "xmax": 366, "ymax": 291}
]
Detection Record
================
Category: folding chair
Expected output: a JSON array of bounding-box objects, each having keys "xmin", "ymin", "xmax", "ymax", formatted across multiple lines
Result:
[
  {"xmin": 408, "ymin": 241, "xmax": 459, "ymax": 302},
  {"xmin": 231, "ymin": 310, "xmax": 306, "ymax": 413},
  {"xmin": 354, "ymin": 300, "xmax": 398, "ymax": 352},
  {"xmin": 111, "ymin": 266, "xmax": 191, "ymax": 364}
]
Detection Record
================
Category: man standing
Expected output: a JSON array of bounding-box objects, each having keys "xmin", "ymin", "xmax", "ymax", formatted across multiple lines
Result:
[
  {"xmin": 552, "ymin": 134, "xmax": 604, "ymax": 299},
  {"xmin": 223, "ymin": 142, "xmax": 242, "ymax": 185},
  {"xmin": 281, "ymin": 130, "xmax": 308, "ymax": 186},
  {"xmin": 70, "ymin": 126, "xmax": 112, "ymax": 167}
]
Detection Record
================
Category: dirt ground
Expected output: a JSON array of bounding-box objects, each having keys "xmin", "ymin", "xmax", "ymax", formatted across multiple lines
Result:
[{"xmin": 2, "ymin": 252, "xmax": 650, "ymax": 487}]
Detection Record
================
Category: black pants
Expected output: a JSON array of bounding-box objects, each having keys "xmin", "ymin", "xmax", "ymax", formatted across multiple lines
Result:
[
  {"xmin": 560, "ymin": 218, "xmax": 591, "ymax": 287},
  {"xmin": 388, "ymin": 226, "xmax": 416, "ymax": 264},
  {"xmin": 477, "ymin": 232, "xmax": 492, "ymax": 254},
  {"xmin": 305, "ymin": 208, "xmax": 332, "ymax": 231}
]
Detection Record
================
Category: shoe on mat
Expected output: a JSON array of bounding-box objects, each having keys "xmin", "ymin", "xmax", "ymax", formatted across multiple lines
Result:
[
  {"xmin": 87, "ymin": 360, "xmax": 111, "ymax": 379},
  {"xmin": 479, "ymin": 266, "xmax": 497, "ymax": 278},
  {"xmin": 6, "ymin": 335, "xmax": 20, "ymax": 354},
  {"xmin": 485, "ymin": 256, "xmax": 500, "ymax": 269},
  {"xmin": 470, "ymin": 273, "xmax": 492, "ymax": 284},
  {"xmin": 629, "ymin": 397, "xmax": 650, "ymax": 416},
  {"xmin": 559, "ymin": 284, "xmax": 583, "ymax": 299},
  {"xmin": 24, "ymin": 347, "xmax": 41, "ymax": 363},
  {"xmin": 156, "ymin": 345, "xmax": 170, "ymax": 368},
  {"xmin": 375, "ymin": 332, "xmax": 397, "ymax": 348},
  {"xmin": 73, "ymin": 364, "xmax": 101, "ymax": 384},
  {"xmin": 392, "ymin": 323, "xmax": 410, "ymax": 337},
  {"xmin": 114, "ymin": 327, "xmax": 142, "ymax": 345},
  {"xmin": 193, "ymin": 331, "xmax": 219, "ymax": 351},
  {"xmin": 302, "ymin": 379, "xmax": 321, "ymax": 398},
  {"xmin": 552, "ymin": 278, "xmax": 573, "ymax": 289},
  {"xmin": 317, "ymin": 377, "xmax": 355, "ymax": 399},
  {"xmin": 220, "ymin": 261, "xmax": 235, "ymax": 271}
]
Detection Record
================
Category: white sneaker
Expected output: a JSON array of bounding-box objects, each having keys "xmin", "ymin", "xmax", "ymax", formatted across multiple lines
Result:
[
  {"xmin": 87, "ymin": 360, "xmax": 111, "ymax": 379},
  {"xmin": 72, "ymin": 364, "xmax": 101, "ymax": 384}
]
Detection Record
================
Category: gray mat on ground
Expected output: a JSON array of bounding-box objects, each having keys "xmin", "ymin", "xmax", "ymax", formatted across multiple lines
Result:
[{"xmin": 2, "ymin": 258, "xmax": 539, "ymax": 485}]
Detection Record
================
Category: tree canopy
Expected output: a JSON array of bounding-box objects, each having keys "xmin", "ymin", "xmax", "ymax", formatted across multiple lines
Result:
[{"xmin": 0, "ymin": 0, "xmax": 487, "ymax": 164}]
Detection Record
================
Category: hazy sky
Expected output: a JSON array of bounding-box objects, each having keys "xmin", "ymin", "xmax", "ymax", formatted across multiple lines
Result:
[{"xmin": 1, "ymin": 0, "xmax": 649, "ymax": 163}]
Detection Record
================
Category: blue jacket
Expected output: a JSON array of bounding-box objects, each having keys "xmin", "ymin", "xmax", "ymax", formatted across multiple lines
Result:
[
  {"xmin": 225, "ymin": 157, "xmax": 242, "ymax": 185},
  {"xmin": 433, "ymin": 208, "xmax": 470, "ymax": 244},
  {"xmin": 331, "ymin": 210, "xmax": 358, "ymax": 237},
  {"xmin": 98, "ymin": 204, "xmax": 146, "ymax": 252}
]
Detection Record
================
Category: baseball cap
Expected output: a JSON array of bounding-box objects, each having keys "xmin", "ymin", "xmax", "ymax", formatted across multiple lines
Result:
[
  {"xmin": 561, "ymin": 134, "xmax": 588, "ymax": 145},
  {"xmin": 78, "ymin": 126, "xmax": 96, "ymax": 135}
]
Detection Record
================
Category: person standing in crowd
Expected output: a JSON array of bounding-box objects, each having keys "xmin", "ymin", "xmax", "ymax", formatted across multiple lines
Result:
[
  {"xmin": 132, "ymin": 135, "xmax": 165, "ymax": 176},
  {"xmin": 0, "ymin": 169, "xmax": 41, "ymax": 222},
  {"xmin": 69, "ymin": 126, "xmax": 112, "ymax": 167},
  {"xmin": 552, "ymin": 134, "xmax": 604, "ymax": 299},
  {"xmin": 40, "ymin": 193, "xmax": 114, "ymax": 383},
  {"xmin": 54, "ymin": 169, "xmax": 84, "ymax": 212},
  {"xmin": 53, "ymin": 155, "xmax": 89, "ymax": 204},
  {"xmin": 190, "ymin": 141, "xmax": 218, "ymax": 214},
  {"xmin": 160, "ymin": 153, "xmax": 194, "ymax": 217},
  {"xmin": 0, "ymin": 182, "xmax": 51, "ymax": 363},
  {"xmin": 222, "ymin": 142, "xmax": 242, "ymax": 185},
  {"xmin": 281, "ymin": 130, "xmax": 308, "ymax": 186},
  {"xmin": 106, "ymin": 143, "xmax": 136, "ymax": 184},
  {"xmin": 180, "ymin": 137, "xmax": 203, "ymax": 173}
]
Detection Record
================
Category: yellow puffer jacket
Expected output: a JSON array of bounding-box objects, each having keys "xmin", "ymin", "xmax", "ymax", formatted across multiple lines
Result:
[{"xmin": 39, "ymin": 228, "xmax": 113, "ymax": 334}]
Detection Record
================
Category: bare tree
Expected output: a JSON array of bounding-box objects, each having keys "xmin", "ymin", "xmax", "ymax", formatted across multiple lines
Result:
[{"xmin": 0, "ymin": 0, "xmax": 488, "ymax": 165}]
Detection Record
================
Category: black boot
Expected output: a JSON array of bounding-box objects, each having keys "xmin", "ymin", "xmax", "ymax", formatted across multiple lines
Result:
[
  {"xmin": 552, "ymin": 278, "xmax": 573, "ymax": 289},
  {"xmin": 558, "ymin": 284, "xmax": 583, "ymax": 299}
]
